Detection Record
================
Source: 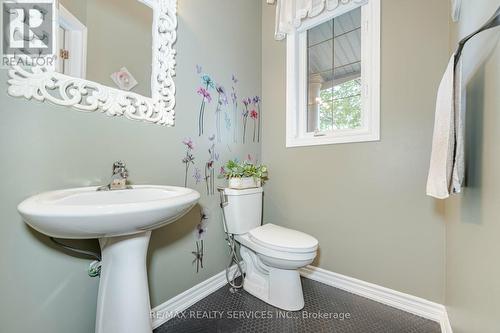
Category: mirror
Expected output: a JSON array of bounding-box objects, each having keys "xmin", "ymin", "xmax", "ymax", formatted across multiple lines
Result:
[
  {"xmin": 6, "ymin": 0, "xmax": 177, "ymax": 126},
  {"xmin": 58, "ymin": 0, "xmax": 152, "ymax": 97}
]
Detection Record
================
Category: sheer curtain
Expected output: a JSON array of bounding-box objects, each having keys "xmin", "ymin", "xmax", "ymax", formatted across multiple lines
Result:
[{"xmin": 267, "ymin": 0, "xmax": 367, "ymax": 40}]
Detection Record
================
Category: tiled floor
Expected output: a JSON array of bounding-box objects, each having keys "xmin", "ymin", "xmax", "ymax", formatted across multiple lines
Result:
[{"xmin": 155, "ymin": 278, "xmax": 441, "ymax": 333}]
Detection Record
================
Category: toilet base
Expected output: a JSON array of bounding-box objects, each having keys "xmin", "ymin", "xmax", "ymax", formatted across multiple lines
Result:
[{"xmin": 240, "ymin": 246, "xmax": 305, "ymax": 311}]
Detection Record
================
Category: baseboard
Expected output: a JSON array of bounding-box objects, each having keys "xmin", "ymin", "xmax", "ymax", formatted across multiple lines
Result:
[
  {"xmin": 151, "ymin": 263, "xmax": 452, "ymax": 332},
  {"xmin": 299, "ymin": 265, "xmax": 453, "ymax": 333},
  {"xmin": 151, "ymin": 264, "xmax": 242, "ymax": 329}
]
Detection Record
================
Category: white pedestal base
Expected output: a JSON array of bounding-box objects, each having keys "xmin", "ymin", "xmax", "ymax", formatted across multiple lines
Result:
[{"xmin": 96, "ymin": 231, "xmax": 152, "ymax": 333}]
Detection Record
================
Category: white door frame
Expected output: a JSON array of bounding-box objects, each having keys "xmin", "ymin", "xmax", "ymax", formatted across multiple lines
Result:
[{"xmin": 57, "ymin": 4, "xmax": 87, "ymax": 79}]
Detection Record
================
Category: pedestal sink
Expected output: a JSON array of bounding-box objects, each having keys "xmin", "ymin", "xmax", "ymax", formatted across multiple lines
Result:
[{"xmin": 18, "ymin": 185, "xmax": 200, "ymax": 333}]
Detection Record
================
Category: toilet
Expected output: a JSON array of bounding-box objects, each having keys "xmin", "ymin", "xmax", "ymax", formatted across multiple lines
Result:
[{"xmin": 222, "ymin": 187, "xmax": 318, "ymax": 311}]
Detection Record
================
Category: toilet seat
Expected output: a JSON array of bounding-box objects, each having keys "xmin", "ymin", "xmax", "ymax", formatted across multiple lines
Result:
[{"xmin": 249, "ymin": 223, "xmax": 318, "ymax": 253}]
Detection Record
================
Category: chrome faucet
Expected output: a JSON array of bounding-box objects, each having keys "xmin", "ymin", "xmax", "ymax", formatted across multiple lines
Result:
[{"xmin": 97, "ymin": 161, "xmax": 131, "ymax": 191}]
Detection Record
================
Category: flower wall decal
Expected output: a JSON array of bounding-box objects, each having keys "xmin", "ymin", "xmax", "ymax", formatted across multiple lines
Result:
[
  {"xmin": 215, "ymin": 85, "xmax": 228, "ymax": 143},
  {"xmin": 201, "ymin": 74, "xmax": 215, "ymax": 89},
  {"xmin": 197, "ymin": 87, "xmax": 211, "ymax": 103},
  {"xmin": 231, "ymin": 75, "xmax": 239, "ymax": 143},
  {"xmin": 253, "ymin": 96, "xmax": 262, "ymax": 142},
  {"xmin": 181, "ymin": 138, "xmax": 195, "ymax": 187},
  {"xmin": 204, "ymin": 134, "xmax": 218, "ymax": 195},
  {"xmin": 250, "ymin": 109, "xmax": 258, "ymax": 143},
  {"xmin": 197, "ymin": 73, "xmax": 215, "ymax": 136},
  {"xmin": 193, "ymin": 209, "xmax": 209, "ymax": 241},
  {"xmin": 192, "ymin": 167, "xmax": 202, "ymax": 184},
  {"xmin": 242, "ymin": 97, "xmax": 251, "ymax": 144},
  {"xmin": 224, "ymin": 112, "xmax": 232, "ymax": 131},
  {"xmin": 184, "ymin": 65, "xmax": 261, "ymax": 269},
  {"xmin": 192, "ymin": 208, "xmax": 209, "ymax": 273},
  {"xmin": 193, "ymin": 67, "xmax": 261, "ymax": 146}
]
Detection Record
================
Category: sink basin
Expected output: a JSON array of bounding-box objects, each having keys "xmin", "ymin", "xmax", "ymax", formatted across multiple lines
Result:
[
  {"xmin": 18, "ymin": 185, "xmax": 200, "ymax": 333},
  {"xmin": 18, "ymin": 185, "xmax": 200, "ymax": 238}
]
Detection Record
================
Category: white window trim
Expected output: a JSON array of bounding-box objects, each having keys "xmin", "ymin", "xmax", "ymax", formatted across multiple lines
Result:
[{"xmin": 285, "ymin": 0, "xmax": 380, "ymax": 148}]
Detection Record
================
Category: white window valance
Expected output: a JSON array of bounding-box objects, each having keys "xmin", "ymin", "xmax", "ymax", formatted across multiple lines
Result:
[{"xmin": 267, "ymin": 0, "xmax": 368, "ymax": 40}]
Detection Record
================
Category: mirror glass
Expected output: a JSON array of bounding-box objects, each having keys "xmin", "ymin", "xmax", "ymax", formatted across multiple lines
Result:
[
  {"xmin": 306, "ymin": 7, "xmax": 362, "ymax": 133},
  {"xmin": 57, "ymin": 0, "xmax": 152, "ymax": 97}
]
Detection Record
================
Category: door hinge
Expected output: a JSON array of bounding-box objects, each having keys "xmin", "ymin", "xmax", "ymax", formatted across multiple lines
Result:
[{"xmin": 59, "ymin": 49, "xmax": 69, "ymax": 60}]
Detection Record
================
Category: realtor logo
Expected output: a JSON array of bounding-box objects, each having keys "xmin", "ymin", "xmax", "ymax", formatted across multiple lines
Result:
[{"xmin": 2, "ymin": 0, "xmax": 55, "ymax": 65}]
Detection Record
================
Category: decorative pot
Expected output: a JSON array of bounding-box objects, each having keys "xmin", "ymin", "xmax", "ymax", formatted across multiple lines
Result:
[{"xmin": 228, "ymin": 177, "xmax": 261, "ymax": 189}]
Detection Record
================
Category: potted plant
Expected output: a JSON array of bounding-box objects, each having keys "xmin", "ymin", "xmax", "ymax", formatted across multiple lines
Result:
[{"xmin": 220, "ymin": 159, "xmax": 268, "ymax": 189}]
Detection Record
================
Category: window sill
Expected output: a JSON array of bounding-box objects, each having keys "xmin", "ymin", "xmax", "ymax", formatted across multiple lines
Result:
[{"xmin": 286, "ymin": 128, "xmax": 380, "ymax": 148}]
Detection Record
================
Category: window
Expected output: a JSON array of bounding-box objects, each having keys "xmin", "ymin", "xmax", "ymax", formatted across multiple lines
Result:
[{"xmin": 286, "ymin": 0, "xmax": 380, "ymax": 147}]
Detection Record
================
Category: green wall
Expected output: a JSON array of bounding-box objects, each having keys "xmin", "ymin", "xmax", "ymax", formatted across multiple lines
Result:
[
  {"xmin": 0, "ymin": 0, "xmax": 261, "ymax": 332},
  {"xmin": 445, "ymin": 0, "xmax": 500, "ymax": 332},
  {"xmin": 261, "ymin": 0, "xmax": 449, "ymax": 303}
]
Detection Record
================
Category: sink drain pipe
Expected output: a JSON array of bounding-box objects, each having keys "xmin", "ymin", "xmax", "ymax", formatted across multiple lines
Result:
[{"xmin": 49, "ymin": 237, "xmax": 102, "ymax": 277}]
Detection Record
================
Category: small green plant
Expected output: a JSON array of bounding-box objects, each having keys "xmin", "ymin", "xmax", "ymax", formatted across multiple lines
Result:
[{"xmin": 219, "ymin": 160, "xmax": 268, "ymax": 182}]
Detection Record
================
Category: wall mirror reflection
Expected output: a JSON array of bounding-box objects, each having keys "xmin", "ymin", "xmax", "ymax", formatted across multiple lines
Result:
[
  {"xmin": 7, "ymin": 0, "xmax": 177, "ymax": 126},
  {"xmin": 57, "ymin": 0, "xmax": 153, "ymax": 97}
]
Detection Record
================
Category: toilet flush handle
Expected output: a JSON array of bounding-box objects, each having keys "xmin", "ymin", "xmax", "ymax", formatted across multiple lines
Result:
[{"xmin": 217, "ymin": 187, "xmax": 229, "ymax": 208}]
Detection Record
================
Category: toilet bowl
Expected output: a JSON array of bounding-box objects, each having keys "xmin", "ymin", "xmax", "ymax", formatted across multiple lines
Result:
[{"xmin": 221, "ymin": 188, "xmax": 318, "ymax": 311}]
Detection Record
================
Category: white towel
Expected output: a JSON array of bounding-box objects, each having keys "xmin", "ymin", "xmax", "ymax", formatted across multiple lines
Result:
[
  {"xmin": 426, "ymin": 54, "xmax": 464, "ymax": 199},
  {"xmin": 452, "ymin": 58, "xmax": 465, "ymax": 195}
]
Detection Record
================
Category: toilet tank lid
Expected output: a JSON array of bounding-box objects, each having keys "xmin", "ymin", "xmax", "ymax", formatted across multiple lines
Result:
[
  {"xmin": 249, "ymin": 223, "xmax": 318, "ymax": 253},
  {"xmin": 223, "ymin": 187, "xmax": 263, "ymax": 196}
]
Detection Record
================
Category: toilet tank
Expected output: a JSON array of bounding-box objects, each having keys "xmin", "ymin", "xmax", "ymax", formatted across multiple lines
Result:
[{"xmin": 222, "ymin": 187, "xmax": 263, "ymax": 234}]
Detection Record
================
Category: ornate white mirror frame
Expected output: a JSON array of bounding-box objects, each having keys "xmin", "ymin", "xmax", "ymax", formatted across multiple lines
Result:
[{"xmin": 6, "ymin": 0, "xmax": 177, "ymax": 126}]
